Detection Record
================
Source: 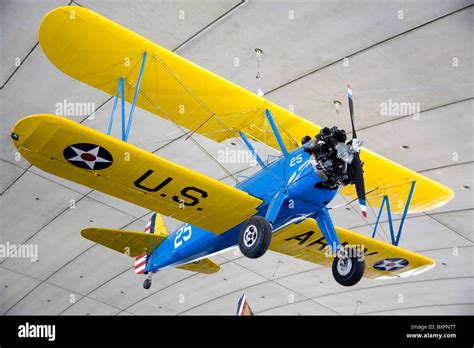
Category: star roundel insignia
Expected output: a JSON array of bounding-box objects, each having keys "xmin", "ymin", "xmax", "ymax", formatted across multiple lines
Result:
[
  {"xmin": 63, "ymin": 143, "xmax": 113, "ymax": 170},
  {"xmin": 373, "ymin": 258, "xmax": 409, "ymax": 271}
]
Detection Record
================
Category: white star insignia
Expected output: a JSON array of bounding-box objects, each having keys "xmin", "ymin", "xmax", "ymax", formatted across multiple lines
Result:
[
  {"xmin": 381, "ymin": 259, "xmax": 406, "ymax": 271},
  {"xmin": 67, "ymin": 146, "xmax": 111, "ymax": 170}
]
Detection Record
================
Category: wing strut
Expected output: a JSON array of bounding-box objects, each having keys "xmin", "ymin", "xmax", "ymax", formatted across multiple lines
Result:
[
  {"xmin": 107, "ymin": 51, "xmax": 148, "ymax": 142},
  {"xmin": 371, "ymin": 181, "xmax": 417, "ymax": 245},
  {"xmin": 239, "ymin": 131, "xmax": 266, "ymax": 169},
  {"xmin": 315, "ymin": 208, "xmax": 341, "ymax": 252},
  {"xmin": 265, "ymin": 109, "xmax": 289, "ymax": 156}
]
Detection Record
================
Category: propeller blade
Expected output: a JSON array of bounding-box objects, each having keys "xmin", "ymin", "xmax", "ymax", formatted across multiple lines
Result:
[
  {"xmin": 347, "ymin": 84, "xmax": 367, "ymax": 218},
  {"xmin": 352, "ymin": 152, "xmax": 367, "ymax": 218},
  {"xmin": 347, "ymin": 84, "xmax": 357, "ymax": 139}
]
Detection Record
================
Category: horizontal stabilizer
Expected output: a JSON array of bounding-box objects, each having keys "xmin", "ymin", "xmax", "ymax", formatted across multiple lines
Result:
[
  {"xmin": 81, "ymin": 227, "xmax": 167, "ymax": 257},
  {"xmin": 177, "ymin": 258, "xmax": 220, "ymax": 274}
]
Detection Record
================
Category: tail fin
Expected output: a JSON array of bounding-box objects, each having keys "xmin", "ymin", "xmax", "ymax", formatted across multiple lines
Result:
[
  {"xmin": 144, "ymin": 212, "xmax": 167, "ymax": 234},
  {"xmin": 236, "ymin": 294, "xmax": 254, "ymax": 316}
]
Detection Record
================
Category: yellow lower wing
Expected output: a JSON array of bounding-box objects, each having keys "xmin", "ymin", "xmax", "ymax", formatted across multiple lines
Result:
[
  {"xmin": 177, "ymin": 258, "xmax": 220, "ymax": 274},
  {"xmin": 12, "ymin": 115, "xmax": 262, "ymax": 234},
  {"xmin": 270, "ymin": 219, "xmax": 434, "ymax": 279},
  {"xmin": 81, "ymin": 227, "xmax": 167, "ymax": 257},
  {"xmin": 37, "ymin": 6, "xmax": 453, "ymax": 214}
]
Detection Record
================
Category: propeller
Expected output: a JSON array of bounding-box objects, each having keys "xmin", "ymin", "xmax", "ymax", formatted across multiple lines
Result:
[{"xmin": 347, "ymin": 84, "xmax": 367, "ymax": 218}]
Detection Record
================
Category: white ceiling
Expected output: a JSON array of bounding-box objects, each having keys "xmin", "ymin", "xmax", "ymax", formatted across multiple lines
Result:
[{"xmin": 0, "ymin": 0, "xmax": 472, "ymax": 315}]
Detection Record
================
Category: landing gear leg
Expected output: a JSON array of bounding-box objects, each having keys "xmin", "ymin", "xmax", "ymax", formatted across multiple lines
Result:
[
  {"xmin": 143, "ymin": 272, "xmax": 153, "ymax": 290},
  {"xmin": 315, "ymin": 209, "xmax": 365, "ymax": 286}
]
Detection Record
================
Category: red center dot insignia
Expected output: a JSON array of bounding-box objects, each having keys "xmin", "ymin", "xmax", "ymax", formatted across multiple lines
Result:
[{"xmin": 81, "ymin": 153, "xmax": 96, "ymax": 161}]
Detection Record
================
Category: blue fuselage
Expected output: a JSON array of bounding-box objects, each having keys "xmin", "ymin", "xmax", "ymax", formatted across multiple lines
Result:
[{"xmin": 147, "ymin": 146, "xmax": 339, "ymax": 272}]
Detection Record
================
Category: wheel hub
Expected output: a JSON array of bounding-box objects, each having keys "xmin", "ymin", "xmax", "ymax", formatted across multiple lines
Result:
[
  {"xmin": 337, "ymin": 257, "xmax": 353, "ymax": 276},
  {"xmin": 243, "ymin": 225, "xmax": 258, "ymax": 247}
]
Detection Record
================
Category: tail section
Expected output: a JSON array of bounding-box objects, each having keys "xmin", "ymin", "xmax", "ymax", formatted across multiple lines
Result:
[
  {"xmin": 81, "ymin": 212, "xmax": 168, "ymax": 277},
  {"xmin": 135, "ymin": 213, "xmax": 167, "ymax": 274},
  {"xmin": 82, "ymin": 212, "xmax": 221, "ymax": 278}
]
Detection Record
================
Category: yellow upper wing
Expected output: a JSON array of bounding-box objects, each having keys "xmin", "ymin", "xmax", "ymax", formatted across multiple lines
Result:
[
  {"xmin": 38, "ymin": 6, "xmax": 453, "ymax": 214},
  {"xmin": 270, "ymin": 219, "xmax": 434, "ymax": 279},
  {"xmin": 38, "ymin": 5, "xmax": 311, "ymax": 151},
  {"xmin": 12, "ymin": 114, "xmax": 262, "ymax": 234}
]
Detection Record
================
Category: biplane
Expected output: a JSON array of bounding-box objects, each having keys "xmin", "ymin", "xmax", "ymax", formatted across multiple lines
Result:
[{"xmin": 11, "ymin": 6, "xmax": 453, "ymax": 289}]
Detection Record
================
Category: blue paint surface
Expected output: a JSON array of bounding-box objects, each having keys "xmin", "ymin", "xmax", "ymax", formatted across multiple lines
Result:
[{"xmin": 146, "ymin": 143, "xmax": 341, "ymax": 273}]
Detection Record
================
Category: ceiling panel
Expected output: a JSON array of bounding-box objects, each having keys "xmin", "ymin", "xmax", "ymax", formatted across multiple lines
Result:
[
  {"xmin": 357, "ymin": 99, "xmax": 473, "ymax": 172},
  {"xmin": 126, "ymin": 261, "xmax": 266, "ymax": 314},
  {"xmin": 88, "ymin": 267, "xmax": 193, "ymax": 310},
  {"xmin": 1, "ymin": 197, "xmax": 136, "ymax": 280},
  {"xmin": 0, "ymin": 171, "xmax": 82, "ymax": 248},
  {"xmin": 179, "ymin": 0, "xmax": 471, "ymax": 93},
  {"xmin": 421, "ymin": 162, "xmax": 474, "ymax": 214},
  {"xmin": 429, "ymin": 210, "xmax": 474, "ymax": 243},
  {"xmin": 6, "ymin": 282, "xmax": 83, "ymax": 315},
  {"xmin": 0, "ymin": 160, "xmax": 25, "ymax": 194},
  {"xmin": 47, "ymin": 219, "xmax": 145, "ymax": 294},
  {"xmin": 80, "ymin": 0, "xmax": 240, "ymax": 51},
  {"xmin": 183, "ymin": 281, "xmax": 306, "ymax": 315},
  {"xmin": 61, "ymin": 296, "xmax": 121, "ymax": 315},
  {"xmin": 233, "ymin": 249, "xmax": 319, "ymax": 279},
  {"xmin": 258, "ymin": 298, "xmax": 338, "ymax": 315},
  {"xmin": 266, "ymin": 7, "xmax": 473, "ymax": 132},
  {"xmin": 314, "ymin": 278, "xmax": 473, "ymax": 315},
  {"xmin": 47, "ymin": 245, "xmax": 131, "ymax": 295},
  {"xmin": 0, "ymin": 0, "xmax": 67, "ymax": 85},
  {"xmin": 0, "ymin": 267, "xmax": 41, "ymax": 315},
  {"xmin": 275, "ymin": 266, "xmax": 374, "ymax": 300}
]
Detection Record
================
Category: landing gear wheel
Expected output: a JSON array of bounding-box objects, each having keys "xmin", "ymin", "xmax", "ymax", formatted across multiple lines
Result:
[
  {"xmin": 332, "ymin": 247, "xmax": 365, "ymax": 286},
  {"xmin": 143, "ymin": 278, "xmax": 152, "ymax": 290},
  {"xmin": 238, "ymin": 216, "xmax": 272, "ymax": 259}
]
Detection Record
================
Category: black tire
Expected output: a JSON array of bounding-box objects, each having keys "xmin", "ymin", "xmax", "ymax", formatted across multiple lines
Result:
[
  {"xmin": 143, "ymin": 278, "xmax": 152, "ymax": 290},
  {"xmin": 332, "ymin": 248, "xmax": 365, "ymax": 286},
  {"xmin": 238, "ymin": 216, "xmax": 272, "ymax": 259}
]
